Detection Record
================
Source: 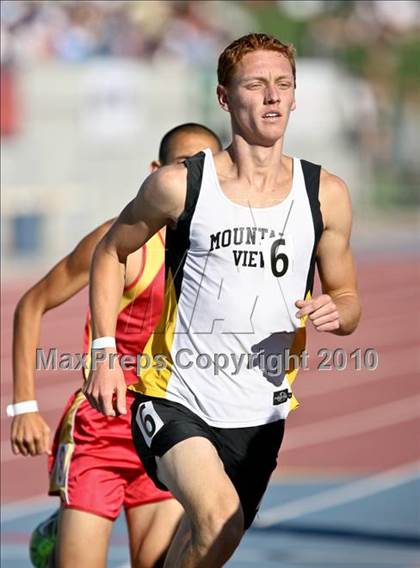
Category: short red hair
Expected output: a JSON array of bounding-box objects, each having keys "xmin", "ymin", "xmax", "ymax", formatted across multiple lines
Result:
[{"xmin": 217, "ymin": 33, "xmax": 296, "ymax": 88}]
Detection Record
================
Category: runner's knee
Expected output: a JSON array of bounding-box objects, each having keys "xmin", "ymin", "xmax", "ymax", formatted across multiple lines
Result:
[{"xmin": 193, "ymin": 501, "xmax": 244, "ymax": 552}]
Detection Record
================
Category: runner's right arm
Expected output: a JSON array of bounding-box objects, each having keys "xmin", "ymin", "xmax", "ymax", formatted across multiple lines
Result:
[
  {"xmin": 11, "ymin": 220, "xmax": 114, "ymax": 456},
  {"xmin": 84, "ymin": 164, "xmax": 186, "ymax": 417}
]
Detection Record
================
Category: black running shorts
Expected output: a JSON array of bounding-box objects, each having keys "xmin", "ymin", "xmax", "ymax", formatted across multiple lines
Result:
[{"xmin": 131, "ymin": 393, "xmax": 285, "ymax": 529}]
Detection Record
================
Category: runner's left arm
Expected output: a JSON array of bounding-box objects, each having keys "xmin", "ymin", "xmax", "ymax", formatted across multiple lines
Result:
[
  {"xmin": 296, "ymin": 172, "xmax": 361, "ymax": 335},
  {"xmin": 11, "ymin": 220, "xmax": 113, "ymax": 456}
]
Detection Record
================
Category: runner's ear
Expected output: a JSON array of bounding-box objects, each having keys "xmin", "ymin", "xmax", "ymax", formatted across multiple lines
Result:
[{"xmin": 217, "ymin": 85, "xmax": 230, "ymax": 113}]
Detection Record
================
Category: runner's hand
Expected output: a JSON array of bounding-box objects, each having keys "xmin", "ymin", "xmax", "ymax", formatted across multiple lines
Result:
[
  {"xmin": 295, "ymin": 294, "xmax": 340, "ymax": 332},
  {"xmin": 83, "ymin": 348, "xmax": 127, "ymax": 416},
  {"xmin": 11, "ymin": 412, "xmax": 51, "ymax": 456}
]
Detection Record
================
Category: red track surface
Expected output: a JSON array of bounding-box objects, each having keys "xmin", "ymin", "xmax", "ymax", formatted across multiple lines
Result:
[{"xmin": 2, "ymin": 257, "xmax": 419, "ymax": 503}]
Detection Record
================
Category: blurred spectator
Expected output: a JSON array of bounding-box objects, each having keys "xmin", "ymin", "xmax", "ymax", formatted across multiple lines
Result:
[
  {"xmin": 0, "ymin": 0, "xmax": 249, "ymax": 65},
  {"xmin": 155, "ymin": 1, "xmax": 228, "ymax": 67},
  {"xmin": 1, "ymin": 0, "xmax": 418, "ymax": 206},
  {"xmin": 2, "ymin": 1, "xmax": 418, "ymax": 65}
]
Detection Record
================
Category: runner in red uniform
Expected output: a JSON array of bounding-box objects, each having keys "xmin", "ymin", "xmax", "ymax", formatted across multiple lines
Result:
[
  {"xmin": 48, "ymin": 230, "xmax": 166, "ymax": 520},
  {"xmin": 9, "ymin": 124, "xmax": 222, "ymax": 568}
]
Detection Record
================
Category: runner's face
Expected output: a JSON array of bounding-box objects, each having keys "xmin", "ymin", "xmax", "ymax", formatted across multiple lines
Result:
[
  {"xmin": 219, "ymin": 50, "xmax": 296, "ymax": 146},
  {"xmin": 167, "ymin": 132, "xmax": 221, "ymax": 164}
]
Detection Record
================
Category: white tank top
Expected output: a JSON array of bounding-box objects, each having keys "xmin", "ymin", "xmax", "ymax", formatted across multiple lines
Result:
[{"xmin": 135, "ymin": 149, "xmax": 323, "ymax": 427}]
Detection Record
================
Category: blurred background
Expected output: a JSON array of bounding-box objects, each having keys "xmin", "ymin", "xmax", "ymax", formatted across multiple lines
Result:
[
  {"xmin": 1, "ymin": 1, "xmax": 419, "ymax": 567},
  {"xmin": 2, "ymin": 0, "xmax": 419, "ymax": 270}
]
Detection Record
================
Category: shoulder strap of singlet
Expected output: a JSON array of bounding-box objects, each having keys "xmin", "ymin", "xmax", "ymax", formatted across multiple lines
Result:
[
  {"xmin": 164, "ymin": 151, "xmax": 205, "ymax": 298},
  {"xmin": 178, "ymin": 151, "xmax": 206, "ymax": 224},
  {"xmin": 301, "ymin": 159, "xmax": 323, "ymax": 242},
  {"xmin": 300, "ymin": 159, "xmax": 324, "ymax": 296}
]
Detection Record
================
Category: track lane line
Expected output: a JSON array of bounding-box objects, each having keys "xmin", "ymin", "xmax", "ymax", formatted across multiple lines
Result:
[
  {"xmin": 1, "ymin": 495, "xmax": 57, "ymax": 522},
  {"xmin": 283, "ymin": 395, "xmax": 420, "ymax": 451},
  {"xmin": 256, "ymin": 460, "xmax": 420, "ymax": 526},
  {"xmin": 296, "ymin": 348, "xmax": 418, "ymax": 397}
]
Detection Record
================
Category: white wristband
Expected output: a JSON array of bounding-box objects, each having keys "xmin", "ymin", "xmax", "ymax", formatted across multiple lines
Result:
[
  {"xmin": 91, "ymin": 336, "xmax": 116, "ymax": 350},
  {"xmin": 7, "ymin": 400, "xmax": 39, "ymax": 417}
]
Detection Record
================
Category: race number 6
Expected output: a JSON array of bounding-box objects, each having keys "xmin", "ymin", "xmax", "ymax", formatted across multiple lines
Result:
[
  {"xmin": 136, "ymin": 401, "xmax": 164, "ymax": 447},
  {"xmin": 270, "ymin": 238, "xmax": 289, "ymax": 278}
]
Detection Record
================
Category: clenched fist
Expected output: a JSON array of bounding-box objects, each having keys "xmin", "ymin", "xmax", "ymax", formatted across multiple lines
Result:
[
  {"xmin": 11, "ymin": 412, "xmax": 51, "ymax": 456},
  {"xmin": 295, "ymin": 294, "xmax": 340, "ymax": 332},
  {"xmin": 82, "ymin": 348, "xmax": 127, "ymax": 417}
]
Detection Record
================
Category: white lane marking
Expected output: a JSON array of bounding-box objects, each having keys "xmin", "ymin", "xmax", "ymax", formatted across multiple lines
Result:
[
  {"xmin": 1, "ymin": 495, "xmax": 57, "ymax": 522},
  {"xmin": 283, "ymin": 395, "xmax": 420, "ymax": 451},
  {"xmin": 299, "ymin": 346, "xmax": 418, "ymax": 398},
  {"xmin": 256, "ymin": 460, "xmax": 420, "ymax": 527},
  {"xmin": 231, "ymin": 546, "xmax": 420, "ymax": 565}
]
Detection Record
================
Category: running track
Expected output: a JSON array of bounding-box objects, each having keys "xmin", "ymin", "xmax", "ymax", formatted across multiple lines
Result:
[{"xmin": 1, "ymin": 256, "xmax": 420, "ymax": 567}]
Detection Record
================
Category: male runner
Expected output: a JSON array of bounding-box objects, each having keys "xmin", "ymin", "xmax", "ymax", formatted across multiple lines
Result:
[
  {"xmin": 10, "ymin": 123, "xmax": 222, "ymax": 568},
  {"xmin": 85, "ymin": 33, "xmax": 361, "ymax": 567}
]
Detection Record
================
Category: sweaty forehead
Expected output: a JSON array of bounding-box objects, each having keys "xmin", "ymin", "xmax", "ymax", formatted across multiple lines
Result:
[{"xmin": 234, "ymin": 50, "xmax": 293, "ymax": 80}]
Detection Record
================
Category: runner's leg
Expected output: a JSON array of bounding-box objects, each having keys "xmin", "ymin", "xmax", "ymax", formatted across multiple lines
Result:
[
  {"xmin": 55, "ymin": 508, "xmax": 113, "ymax": 568},
  {"xmin": 157, "ymin": 437, "xmax": 244, "ymax": 568},
  {"xmin": 125, "ymin": 499, "xmax": 183, "ymax": 568}
]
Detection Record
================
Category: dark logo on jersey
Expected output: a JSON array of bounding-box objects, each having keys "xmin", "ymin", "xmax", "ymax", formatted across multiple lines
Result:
[{"xmin": 273, "ymin": 389, "xmax": 292, "ymax": 405}]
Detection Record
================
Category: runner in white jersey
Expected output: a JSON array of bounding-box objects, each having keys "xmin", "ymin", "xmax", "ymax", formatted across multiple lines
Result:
[
  {"xmin": 85, "ymin": 33, "xmax": 361, "ymax": 567},
  {"xmin": 133, "ymin": 149, "xmax": 322, "ymax": 427}
]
